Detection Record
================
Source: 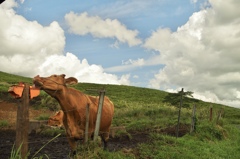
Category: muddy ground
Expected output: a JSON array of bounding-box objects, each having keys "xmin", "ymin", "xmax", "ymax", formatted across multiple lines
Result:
[
  {"xmin": 0, "ymin": 129, "xmax": 153, "ymax": 159},
  {"xmin": 0, "ymin": 100, "xmax": 189, "ymax": 159}
]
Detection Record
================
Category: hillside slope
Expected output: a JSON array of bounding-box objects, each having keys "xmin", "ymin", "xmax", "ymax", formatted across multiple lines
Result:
[{"xmin": 1, "ymin": 71, "xmax": 240, "ymax": 159}]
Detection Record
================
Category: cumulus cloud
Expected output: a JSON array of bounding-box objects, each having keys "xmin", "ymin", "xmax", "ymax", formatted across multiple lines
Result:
[
  {"xmin": 64, "ymin": 11, "xmax": 142, "ymax": 47},
  {"xmin": 38, "ymin": 53, "xmax": 130, "ymax": 85},
  {"xmin": 0, "ymin": 0, "xmax": 65, "ymax": 76},
  {"xmin": 0, "ymin": 0, "xmax": 17, "ymax": 9},
  {"xmin": 0, "ymin": 0, "xmax": 130, "ymax": 86},
  {"xmin": 144, "ymin": 0, "xmax": 240, "ymax": 107}
]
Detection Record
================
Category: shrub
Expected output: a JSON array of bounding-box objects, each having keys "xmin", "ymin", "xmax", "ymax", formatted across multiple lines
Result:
[
  {"xmin": 35, "ymin": 114, "xmax": 50, "ymax": 120},
  {"xmin": 40, "ymin": 128, "xmax": 65, "ymax": 137},
  {"xmin": 195, "ymin": 122, "xmax": 227, "ymax": 141}
]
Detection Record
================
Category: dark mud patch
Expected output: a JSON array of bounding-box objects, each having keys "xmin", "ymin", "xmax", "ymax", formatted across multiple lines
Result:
[
  {"xmin": 0, "ymin": 129, "xmax": 151, "ymax": 159},
  {"xmin": 108, "ymin": 132, "xmax": 150, "ymax": 151},
  {"xmin": 0, "ymin": 124, "xmax": 190, "ymax": 159},
  {"xmin": 159, "ymin": 124, "xmax": 191, "ymax": 137}
]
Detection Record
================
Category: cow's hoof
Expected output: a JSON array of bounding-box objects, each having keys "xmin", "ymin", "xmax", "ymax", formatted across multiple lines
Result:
[{"xmin": 70, "ymin": 150, "xmax": 76, "ymax": 157}]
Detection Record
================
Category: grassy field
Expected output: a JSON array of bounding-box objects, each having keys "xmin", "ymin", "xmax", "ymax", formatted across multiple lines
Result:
[{"xmin": 1, "ymin": 71, "xmax": 240, "ymax": 158}]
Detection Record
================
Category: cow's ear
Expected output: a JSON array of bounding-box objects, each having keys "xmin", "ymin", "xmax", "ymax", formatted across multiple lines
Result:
[
  {"xmin": 60, "ymin": 74, "xmax": 66, "ymax": 78},
  {"xmin": 65, "ymin": 77, "xmax": 78, "ymax": 85}
]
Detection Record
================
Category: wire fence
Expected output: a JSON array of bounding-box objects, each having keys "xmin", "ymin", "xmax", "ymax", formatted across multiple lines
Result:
[
  {"xmin": 0, "ymin": 124, "xmax": 181, "ymax": 149},
  {"xmin": 4, "ymin": 83, "xmax": 226, "ymax": 157}
]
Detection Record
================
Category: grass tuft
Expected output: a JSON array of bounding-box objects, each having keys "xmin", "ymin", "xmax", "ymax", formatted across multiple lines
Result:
[{"xmin": 0, "ymin": 120, "xmax": 9, "ymax": 128}]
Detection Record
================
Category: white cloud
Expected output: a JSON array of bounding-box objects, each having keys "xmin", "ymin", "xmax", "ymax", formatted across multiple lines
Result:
[
  {"xmin": 105, "ymin": 64, "xmax": 136, "ymax": 73},
  {"xmin": 110, "ymin": 41, "xmax": 120, "ymax": 49},
  {"xmin": 122, "ymin": 58, "xmax": 145, "ymax": 66},
  {"xmin": 0, "ymin": 0, "xmax": 65, "ymax": 76},
  {"xmin": 0, "ymin": 0, "xmax": 17, "ymax": 9},
  {"xmin": 105, "ymin": 58, "xmax": 145, "ymax": 73},
  {"xmin": 118, "ymin": 74, "xmax": 131, "ymax": 85},
  {"xmin": 0, "ymin": 0, "xmax": 130, "ymax": 86},
  {"xmin": 38, "ymin": 53, "xmax": 130, "ymax": 85},
  {"xmin": 133, "ymin": 75, "xmax": 139, "ymax": 79},
  {"xmin": 105, "ymin": 55, "xmax": 165, "ymax": 73},
  {"xmin": 144, "ymin": 0, "xmax": 240, "ymax": 108},
  {"xmin": 190, "ymin": 0, "xmax": 198, "ymax": 4},
  {"xmin": 64, "ymin": 11, "xmax": 142, "ymax": 47},
  {"xmin": 19, "ymin": 0, "xmax": 24, "ymax": 4}
]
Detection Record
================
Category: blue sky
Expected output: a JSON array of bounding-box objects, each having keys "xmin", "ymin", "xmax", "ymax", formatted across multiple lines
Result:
[
  {"xmin": 15, "ymin": 0, "xmax": 204, "ymax": 87},
  {"xmin": 1, "ymin": 0, "xmax": 240, "ymax": 108}
]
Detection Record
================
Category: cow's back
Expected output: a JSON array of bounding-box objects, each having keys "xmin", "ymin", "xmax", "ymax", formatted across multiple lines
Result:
[{"xmin": 87, "ymin": 95, "xmax": 114, "ymax": 132}]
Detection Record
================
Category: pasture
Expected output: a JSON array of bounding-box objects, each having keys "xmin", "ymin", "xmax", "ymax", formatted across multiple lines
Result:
[{"xmin": 0, "ymin": 71, "xmax": 240, "ymax": 159}]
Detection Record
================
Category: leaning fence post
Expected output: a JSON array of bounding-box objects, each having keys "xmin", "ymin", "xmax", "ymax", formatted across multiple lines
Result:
[
  {"xmin": 216, "ymin": 108, "xmax": 223, "ymax": 125},
  {"xmin": 176, "ymin": 88, "xmax": 184, "ymax": 138},
  {"xmin": 16, "ymin": 83, "xmax": 29, "ymax": 159},
  {"xmin": 190, "ymin": 104, "xmax": 196, "ymax": 133},
  {"xmin": 85, "ymin": 104, "xmax": 90, "ymax": 143},
  {"xmin": 94, "ymin": 89, "xmax": 105, "ymax": 141}
]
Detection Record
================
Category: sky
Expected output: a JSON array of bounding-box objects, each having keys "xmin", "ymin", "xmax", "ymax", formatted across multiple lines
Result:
[{"xmin": 0, "ymin": 0, "xmax": 240, "ymax": 108}]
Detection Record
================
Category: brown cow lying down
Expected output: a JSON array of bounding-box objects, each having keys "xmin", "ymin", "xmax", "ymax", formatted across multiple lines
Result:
[
  {"xmin": 33, "ymin": 74, "xmax": 114, "ymax": 155},
  {"xmin": 48, "ymin": 110, "xmax": 64, "ymax": 128},
  {"xmin": 48, "ymin": 109, "xmax": 126, "ymax": 138}
]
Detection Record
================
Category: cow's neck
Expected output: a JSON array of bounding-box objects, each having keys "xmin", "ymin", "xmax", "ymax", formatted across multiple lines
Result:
[{"xmin": 48, "ymin": 87, "xmax": 86, "ymax": 112}]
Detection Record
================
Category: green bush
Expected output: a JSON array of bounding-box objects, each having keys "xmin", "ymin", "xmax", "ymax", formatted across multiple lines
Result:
[
  {"xmin": 195, "ymin": 122, "xmax": 227, "ymax": 141},
  {"xmin": 40, "ymin": 128, "xmax": 65, "ymax": 137},
  {"xmin": 35, "ymin": 114, "xmax": 50, "ymax": 120}
]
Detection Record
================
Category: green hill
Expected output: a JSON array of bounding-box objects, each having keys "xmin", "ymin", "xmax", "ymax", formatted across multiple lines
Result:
[{"xmin": 1, "ymin": 71, "xmax": 240, "ymax": 158}]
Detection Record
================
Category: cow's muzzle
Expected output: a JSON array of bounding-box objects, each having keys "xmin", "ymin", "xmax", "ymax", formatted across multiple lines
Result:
[{"xmin": 33, "ymin": 75, "xmax": 44, "ymax": 88}]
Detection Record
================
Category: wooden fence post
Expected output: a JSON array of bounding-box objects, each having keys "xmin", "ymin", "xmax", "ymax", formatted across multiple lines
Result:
[
  {"xmin": 85, "ymin": 104, "xmax": 90, "ymax": 143},
  {"xmin": 94, "ymin": 89, "xmax": 105, "ymax": 141},
  {"xmin": 16, "ymin": 84, "xmax": 29, "ymax": 159},
  {"xmin": 190, "ymin": 104, "xmax": 196, "ymax": 133},
  {"xmin": 209, "ymin": 105, "xmax": 213, "ymax": 122},
  {"xmin": 176, "ymin": 88, "xmax": 184, "ymax": 138},
  {"xmin": 216, "ymin": 108, "xmax": 223, "ymax": 125}
]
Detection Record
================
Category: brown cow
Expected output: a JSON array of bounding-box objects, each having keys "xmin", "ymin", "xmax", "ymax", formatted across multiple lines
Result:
[
  {"xmin": 48, "ymin": 108, "xmax": 126, "ymax": 138},
  {"xmin": 48, "ymin": 110, "xmax": 64, "ymax": 128},
  {"xmin": 33, "ymin": 74, "xmax": 114, "ymax": 155}
]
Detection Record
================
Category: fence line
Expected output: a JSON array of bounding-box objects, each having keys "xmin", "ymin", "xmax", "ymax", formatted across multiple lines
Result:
[
  {"xmin": 1, "ymin": 104, "xmax": 224, "ymax": 151},
  {"xmin": 0, "ymin": 124, "xmax": 182, "ymax": 149},
  {"xmin": 8, "ymin": 84, "xmax": 226, "ymax": 156}
]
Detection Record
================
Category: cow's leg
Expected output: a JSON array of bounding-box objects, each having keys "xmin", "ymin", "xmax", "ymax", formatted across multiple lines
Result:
[
  {"xmin": 100, "ymin": 129, "xmax": 110, "ymax": 150},
  {"xmin": 100, "ymin": 135, "xmax": 107, "ymax": 149},
  {"xmin": 66, "ymin": 136, "xmax": 77, "ymax": 156},
  {"xmin": 86, "ymin": 128, "xmax": 94, "ymax": 141}
]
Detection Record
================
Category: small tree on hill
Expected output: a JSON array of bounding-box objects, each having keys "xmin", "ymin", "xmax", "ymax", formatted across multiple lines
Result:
[{"xmin": 163, "ymin": 90, "xmax": 197, "ymax": 108}]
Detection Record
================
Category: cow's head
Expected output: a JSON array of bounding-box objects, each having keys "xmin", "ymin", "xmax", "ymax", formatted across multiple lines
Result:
[
  {"xmin": 33, "ymin": 74, "xmax": 78, "ymax": 92},
  {"xmin": 48, "ymin": 110, "xmax": 64, "ymax": 128}
]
